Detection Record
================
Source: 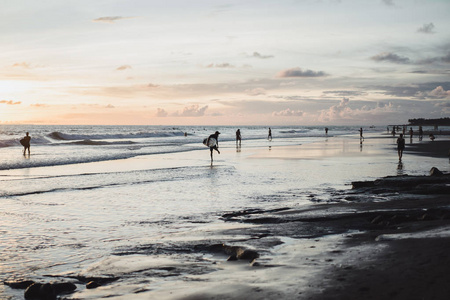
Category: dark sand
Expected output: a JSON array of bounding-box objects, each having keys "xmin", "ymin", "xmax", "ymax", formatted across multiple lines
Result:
[
  {"xmin": 405, "ymin": 140, "xmax": 450, "ymax": 158},
  {"xmin": 220, "ymin": 140, "xmax": 450, "ymax": 300}
]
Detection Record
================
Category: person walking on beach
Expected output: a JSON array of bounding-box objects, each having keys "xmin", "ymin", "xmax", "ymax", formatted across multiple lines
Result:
[
  {"xmin": 207, "ymin": 131, "xmax": 220, "ymax": 162},
  {"xmin": 268, "ymin": 128, "xmax": 272, "ymax": 141},
  {"xmin": 20, "ymin": 132, "xmax": 31, "ymax": 155},
  {"xmin": 359, "ymin": 127, "xmax": 364, "ymax": 141},
  {"xmin": 325, "ymin": 127, "xmax": 328, "ymax": 135},
  {"xmin": 236, "ymin": 129, "xmax": 241, "ymax": 146},
  {"xmin": 397, "ymin": 133, "xmax": 405, "ymax": 161},
  {"xmin": 419, "ymin": 126, "xmax": 423, "ymax": 141}
]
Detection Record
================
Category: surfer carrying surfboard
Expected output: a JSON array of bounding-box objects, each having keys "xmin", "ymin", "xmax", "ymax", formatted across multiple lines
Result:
[
  {"xmin": 204, "ymin": 131, "xmax": 220, "ymax": 162},
  {"xmin": 20, "ymin": 132, "xmax": 31, "ymax": 155}
]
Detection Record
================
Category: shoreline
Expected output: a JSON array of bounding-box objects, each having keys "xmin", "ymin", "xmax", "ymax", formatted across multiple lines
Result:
[{"xmin": 3, "ymin": 134, "xmax": 450, "ymax": 299}]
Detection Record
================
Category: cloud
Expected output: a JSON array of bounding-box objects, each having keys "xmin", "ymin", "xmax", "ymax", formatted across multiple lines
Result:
[
  {"xmin": 417, "ymin": 23, "xmax": 435, "ymax": 34},
  {"xmin": 116, "ymin": 65, "xmax": 132, "ymax": 71},
  {"xmin": 434, "ymin": 101, "xmax": 450, "ymax": 113},
  {"xmin": 0, "ymin": 100, "xmax": 21, "ymax": 105},
  {"xmin": 147, "ymin": 83, "xmax": 160, "ymax": 88},
  {"xmin": 174, "ymin": 105, "xmax": 208, "ymax": 117},
  {"xmin": 277, "ymin": 67, "xmax": 328, "ymax": 78},
  {"xmin": 322, "ymin": 90, "xmax": 367, "ymax": 97},
  {"xmin": 30, "ymin": 103, "xmax": 48, "ymax": 107},
  {"xmin": 12, "ymin": 62, "xmax": 31, "ymax": 68},
  {"xmin": 247, "ymin": 52, "xmax": 274, "ymax": 59},
  {"xmin": 373, "ymin": 82, "xmax": 450, "ymax": 99},
  {"xmin": 318, "ymin": 97, "xmax": 401, "ymax": 123},
  {"xmin": 245, "ymin": 88, "xmax": 267, "ymax": 96},
  {"xmin": 382, "ymin": 0, "xmax": 395, "ymax": 6},
  {"xmin": 272, "ymin": 108, "xmax": 304, "ymax": 117},
  {"xmin": 92, "ymin": 16, "xmax": 133, "ymax": 24},
  {"xmin": 428, "ymin": 86, "xmax": 450, "ymax": 99},
  {"xmin": 370, "ymin": 52, "xmax": 411, "ymax": 64},
  {"xmin": 442, "ymin": 53, "xmax": 450, "ymax": 63},
  {"xmin": 206, "ymin": 63, "xmax": 235, "ymax": 68},
  {"xmin": 156, "ymin": 108, "xmax": 168, "ymax": 117},
  {"xmin": 435, "ymin": 102, "xmax": 450, "ymax": 108},
  {"xmin": 105, "ymin": 104, "xmax": 115, "ymax": 108}
]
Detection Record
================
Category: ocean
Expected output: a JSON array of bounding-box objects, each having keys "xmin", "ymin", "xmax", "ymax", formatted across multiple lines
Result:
[{"xmin": 0, "ymin": 125, "xmax": 446, "ymax": 299}]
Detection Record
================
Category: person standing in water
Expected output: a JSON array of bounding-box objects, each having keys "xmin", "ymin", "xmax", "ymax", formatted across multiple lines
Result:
[
  {"xmin": 20, "ymin": 132, "xmax": 31, "ymax": 155},
  {"xmin": 359, "ymin": 127, "xmax": 364, "ymax": 141},
  {"xmin": 325, "ymin": 127, "xmax": 328, "ymax": 135},
  {"xmin": 397, "ymin": 133, "xmax": 405, "ymax": 161},
  {"xmin": 236, "ymin": 129, "xmax": 241, "ymax": 146},
  {"xmin": 207, "ymin": 131, "xmax": 220, "ymax": 162},
  {"xmin": 268, "ymin": 128, "xmax": 272, "ymax": 141}
]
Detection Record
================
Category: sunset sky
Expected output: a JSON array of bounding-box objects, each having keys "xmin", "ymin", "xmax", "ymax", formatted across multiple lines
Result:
[{"xmin": 1, "ymin": 0, "xmax": 449, "ymax": 125}]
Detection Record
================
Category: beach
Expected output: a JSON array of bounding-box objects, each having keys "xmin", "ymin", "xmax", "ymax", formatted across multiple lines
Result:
[{"xmin": 1, "ymin": 126, "xmax": 449, "ymax": 299}]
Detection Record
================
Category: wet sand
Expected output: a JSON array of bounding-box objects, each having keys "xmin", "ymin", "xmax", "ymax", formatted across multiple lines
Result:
[
  {"xmin": 172, "ymin": 138, "xmax": 450, "ymax": 300},
  {"xmin": 4, "ymin": 135, "xmax": 450, "ymax": 299},
  {"xmin": 131, "ymin": 137, "xmax": 449, "ymax": 299}
]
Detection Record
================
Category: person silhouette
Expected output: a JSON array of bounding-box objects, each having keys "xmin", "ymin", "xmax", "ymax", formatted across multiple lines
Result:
[
  {"xmin": 20, "ymin": 132, "xmax": 31, "ymax": 155},
  {"xmin": 268, "ymin": 128, "xmax": 272, "ymax": 141},
  {"xmin": 397, "ymin": 133, "xmax": 405, "ymax": 161},
  {"xmin": 207, "ymin": 131, "xmax": 220, "ymax": 162},
  {"xmin": 236, "ymin": 129, "xmax": 241, "ymax": 146}
]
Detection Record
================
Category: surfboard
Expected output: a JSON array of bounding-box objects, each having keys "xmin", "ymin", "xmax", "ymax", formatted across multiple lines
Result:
[
  {"xmin": 203, "ymin": 137, "xmax": 217, "ymax": 147},
  {"xmin": 20, "ymin": 138, "xmax": 26, "ymax": 146}
]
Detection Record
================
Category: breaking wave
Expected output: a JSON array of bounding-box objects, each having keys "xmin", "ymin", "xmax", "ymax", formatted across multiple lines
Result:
[{"xmin": 47, "ymin": 131, "xmax": 186, "ymax": 141}]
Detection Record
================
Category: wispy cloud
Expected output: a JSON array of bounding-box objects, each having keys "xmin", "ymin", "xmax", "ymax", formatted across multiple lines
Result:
[
  {"xmin": 0, "ymin": 100, "xmax": 21, "ymax": 105},
  {"xmin": 206, "ymin": 63, "xmax": 235, "ymax": 68},
  {"xmin": 417, "ymin": 23, "xmax": 435, "ymax": 34},
  {"xmin": 371, "ymin": 82, "xmax": 450, "ymax": 99},
  {"xmin": 272, "ymin": 108, "xmax": 304, "ymax": 117},
  {"xmin": 30, "ymin": 103, "xmax": 48, "ymax": 107},
  {"xmin": 277, "ymin": 67, "xmax": 328, "ymax": 78},
  {"xmin": 12, "ymin": 62, "xmax": 32, "ymax": 68},
  {"xmin": 246, "ymin": 52, "xmax": 274, "ymax": 59},
  {"xmin": 92, "ymin": 16, "xmax": 134, "ymax": 24},
  {"xmin": 245, "ymin": 88, "xmax": 266, "ymax": 96},
  {"xmin": 381, "ymin": 0, "xmax": 395, "ymax": 6},
  {"xmin": 116, "ymin": 65, "xmax": 132, "ymax": 71},
  {"xmin": 370, "ymin": 52, "xmax": 411, "ymax": 64},
  {"xmin": 322, "ymin": 90, "xmax": 367, "ymax": 97}
]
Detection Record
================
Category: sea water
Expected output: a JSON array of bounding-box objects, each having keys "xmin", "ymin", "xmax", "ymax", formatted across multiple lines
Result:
[{"xmin": 0, "ymin": 125, "xmax": 447, "ymax": 299}]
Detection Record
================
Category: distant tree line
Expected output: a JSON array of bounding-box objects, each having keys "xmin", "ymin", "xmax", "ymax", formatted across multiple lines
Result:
[{"xmin": 408, "ymin": 118, "xmax": 450, "ymax": 126}]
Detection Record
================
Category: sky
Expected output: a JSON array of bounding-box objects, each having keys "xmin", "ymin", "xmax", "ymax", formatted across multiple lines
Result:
[{"xmin": 0, "ymin": 0, "xmax": 449, "ymax": 126}]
